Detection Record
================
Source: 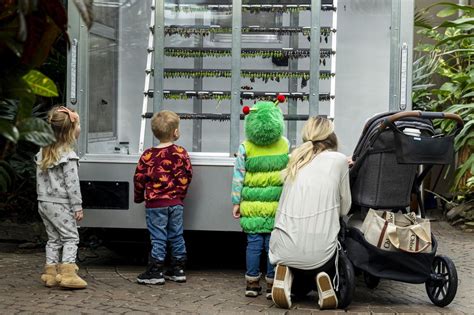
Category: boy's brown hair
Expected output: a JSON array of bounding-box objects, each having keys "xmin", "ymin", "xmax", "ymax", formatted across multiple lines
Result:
[{"xmin": 151, "ymin": 110, "xmax": 180, "ymax": 141}]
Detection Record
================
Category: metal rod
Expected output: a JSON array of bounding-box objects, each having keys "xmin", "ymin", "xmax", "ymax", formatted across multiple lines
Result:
[
  {"xmin": 163, "ymin": 47, "xmax": 334, "ymax": 56},
  {"xmin": 288, "ymin": 10, "xmax": 299, "ymax": 149},
  {"xmin": 309, "ymin": 0, "xmax": 322, "ymax": 116},
  {"xmin": 147, "ymin": 89, "xmax": 333, "ymax": 100},
  {"xmin": 142, "ymin": 112, "xmax": 310, "ymax": 121},
  {"xmin": 138, "ymin": 0, "xmax": 157, "ymax": 153},
  {"xmin": 192, "ymin": 16, "xmax": 204, "ymax": 152},
  {"xmin": 389, "ymin": 0, "xmax": 401, "ymax": 111},
  {"xmin": 153, "ymin": 0, "xmax": 165, "ymax": 147},
  {"xmin": 163, "ymin": 0, "xmax": 333, "ymax": 4},
  {"xmin": 230, "ymin": 0, "xmax": 242, "ymax": 155},
  {"xmin": 329, "ymin": 0, "xmax": 338, "ymax": 118}
]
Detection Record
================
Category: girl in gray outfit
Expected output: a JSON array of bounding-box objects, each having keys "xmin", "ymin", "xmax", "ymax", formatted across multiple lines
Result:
[{"xmin": 36, "ymin": 106, "xmax": 87, "ymax": 289}]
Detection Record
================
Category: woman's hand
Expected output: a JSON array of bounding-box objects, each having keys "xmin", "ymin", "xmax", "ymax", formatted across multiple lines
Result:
[
  {"xmin": 232, "ymin": 205, "xmax": 241, "ymax": 219},
  {"xmin": 74, "ymin": 210, "xmax": 84, "ymax": 221},
  {"xmin": 347, "ymin": 156, "xmax": 354, "ymax": 168}
]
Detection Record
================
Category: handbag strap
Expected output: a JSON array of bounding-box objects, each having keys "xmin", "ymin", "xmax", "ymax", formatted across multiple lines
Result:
[
  {"xmin": 404, "ymin": 212, "xmax": 417, "ymax": 224},
  {"xmin": 382, "ymin": 211, "xmax": 395, "ymax": 224}
]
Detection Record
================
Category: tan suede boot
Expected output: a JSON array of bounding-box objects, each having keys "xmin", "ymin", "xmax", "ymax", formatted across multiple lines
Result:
[
  {"xmin": 245, "ymin": 274, "xmax": 262, "ymax": 297},
  {"xmin": 40, "ymin": 264, "xmax": 58, "ymax": 287},
  {"xmin": 265, "ymin": 276, "xmax": 274, "ymax": 300},
  {"xmin": 56, "ymin": 263, "xmax": 87, "ymax": 289}
]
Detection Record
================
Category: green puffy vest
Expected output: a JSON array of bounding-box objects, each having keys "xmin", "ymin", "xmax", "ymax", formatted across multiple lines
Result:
[{"xmin": 240, "ymin": 137, "xmax": 289, "ymax": 233}]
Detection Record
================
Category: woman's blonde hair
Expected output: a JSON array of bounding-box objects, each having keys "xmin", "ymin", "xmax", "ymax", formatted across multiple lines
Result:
[
  {"xmin": 282, "ymin": 116, "xmax": 338, "ymax": 182},
  {"xmin": 40, "ymin": 106, "xmax": 79, "ymax": 170}
]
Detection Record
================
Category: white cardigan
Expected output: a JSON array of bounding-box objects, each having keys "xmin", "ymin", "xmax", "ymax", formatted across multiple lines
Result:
[{"xmin": 269, "ymin": 150, "xmax": 351, "ymax": 270}]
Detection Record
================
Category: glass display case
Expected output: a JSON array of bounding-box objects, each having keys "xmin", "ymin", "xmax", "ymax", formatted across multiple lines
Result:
[
  {"xmin": 67, "ymin": 0, "xmax": 414, "ymax": 230},
  {"xmin": 154, "ymin": 0, "xmax": 337, "ymax": 153},
  {"xmin": 80, "ymin": 0, "xmax": 337, "ymax": 156}
]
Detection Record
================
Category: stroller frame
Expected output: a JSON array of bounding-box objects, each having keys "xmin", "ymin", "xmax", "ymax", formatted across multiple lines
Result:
[{"xmin": 338, "ymin": 111, "xmax": 463, "ymax": 308}]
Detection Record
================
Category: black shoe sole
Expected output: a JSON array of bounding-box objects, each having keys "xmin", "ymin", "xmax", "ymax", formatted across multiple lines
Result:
[
  {"xmin": 164, "ymin": 275, "xmax": 186, "ymax": 283},
  {"xmin": 137, "ymin": 278, "xmax": 165, "ymax": 285}
]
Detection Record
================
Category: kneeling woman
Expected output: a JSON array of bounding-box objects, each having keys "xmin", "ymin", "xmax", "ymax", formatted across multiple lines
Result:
[{"xmin": 269, "ymin": 117, "xmax": 351, "ymax": 310}]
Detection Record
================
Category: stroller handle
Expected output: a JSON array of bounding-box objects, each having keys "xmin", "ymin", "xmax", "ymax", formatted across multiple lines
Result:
[{"xmin": 381, "ymin": 111, "xmax": 464, "ymax": 130}]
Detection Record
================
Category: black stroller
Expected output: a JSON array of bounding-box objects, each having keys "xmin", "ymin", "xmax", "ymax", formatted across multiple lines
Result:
[{"xmin": 340, "ymin": 111, "xmax": 464, "ymax": 307}]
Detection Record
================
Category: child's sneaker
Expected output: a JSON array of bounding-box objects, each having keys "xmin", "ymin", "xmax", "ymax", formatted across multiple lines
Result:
[
  {"xmin": 245, "ymin": 274, "xmax": 262, "ymax": 297},
  {"xmin": 272, "ymin": 264, "xmax": 293, "ymax": 309},
  {"xmin": 316, "ymin": 272, "xmax": 338, "ymax": 309},
  {"xmin": 165, "ymin": 257, "xmax": 186, "ymax": 282},
  {"xmin": 164, "ymin": 267, "xmax": 186, "ymax": 282},
  {"xmin": 137, "ymin": 261, "xmax": 165, "ymax": 285},
  {"xmin": 265, "ymin": 276, "xmax": 273, "ymax": 300}
]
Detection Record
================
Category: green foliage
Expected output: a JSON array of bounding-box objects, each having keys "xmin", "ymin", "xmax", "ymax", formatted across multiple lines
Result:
[
  {"xmin": 414, "ymin": 2, "xmax": 474, "ymax": 194},
  {"xmin": 22, "ymin": 70, "xmax": 59, "ymax": 97},
  {"xmin": 0, "ymin": 0, "xmax": 93, "ymax": 221},
  {"xmin": 0, "ymin": 1, "xmax": 69, "ymax": 193}
]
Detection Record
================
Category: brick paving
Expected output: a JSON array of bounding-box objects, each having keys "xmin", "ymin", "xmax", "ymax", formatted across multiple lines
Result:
[{"xmin": 0, "ymin": 220, "xmax": 472, "ymax": 314}]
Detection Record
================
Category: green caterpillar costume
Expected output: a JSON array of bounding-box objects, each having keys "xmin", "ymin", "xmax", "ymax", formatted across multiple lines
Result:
[{"xmin": 235, "ymin": 100, "xmax": 289, "ymax": 233}]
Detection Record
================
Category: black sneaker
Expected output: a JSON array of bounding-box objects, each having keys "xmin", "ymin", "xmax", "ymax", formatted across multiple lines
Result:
[
  {"xmin": 137, "ymin": 262, "xmax": 165, "ymax": 285},
  {"xmin": 164, "ymin": 266, "xmax": 186, "ymax": 283}
]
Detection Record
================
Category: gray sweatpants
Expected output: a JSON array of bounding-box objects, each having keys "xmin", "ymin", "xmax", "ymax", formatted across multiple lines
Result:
[{"xmin": 38, "ymin": 201, "xmax": 79, "ymax": 264}]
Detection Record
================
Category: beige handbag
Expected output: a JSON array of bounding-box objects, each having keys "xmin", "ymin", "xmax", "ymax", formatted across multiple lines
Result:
[{"xmin": 361, "ymin": 209, "xmax": 432, "ymax": 253}]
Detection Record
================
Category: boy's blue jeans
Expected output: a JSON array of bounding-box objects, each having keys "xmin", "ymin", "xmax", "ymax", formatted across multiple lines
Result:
[
  {"xmin": 246, "ymin": 233, "xmax": 274, "ymax": 278},
  {"xmin": 146, "ymin": 205, "xmax": 186, "ymax": 262}
]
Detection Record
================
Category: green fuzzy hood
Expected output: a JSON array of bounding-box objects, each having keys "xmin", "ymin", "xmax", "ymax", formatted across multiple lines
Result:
[{"xmin": 245, "ymin": 101, "xmax": 284, "ymax": 146}]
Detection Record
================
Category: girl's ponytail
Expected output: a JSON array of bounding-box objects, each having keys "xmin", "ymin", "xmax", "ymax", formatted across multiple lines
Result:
[{"xmin": 40, "ymin": 106, "xmax": 79, "ymax": 170}]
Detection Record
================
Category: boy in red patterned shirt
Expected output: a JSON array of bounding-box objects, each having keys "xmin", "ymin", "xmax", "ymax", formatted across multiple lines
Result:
[{"xmin": 134, "ymin": 110, "xmax": 193, "ymax": 285}]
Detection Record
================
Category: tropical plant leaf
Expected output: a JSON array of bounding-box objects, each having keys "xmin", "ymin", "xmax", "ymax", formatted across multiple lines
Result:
[
  {"xmin": 414, "ymin": 10, "xmax": 433, "ymax": 29},
  {"xmin": 424, "ymin": 2, "xmax": 474, "ymax": 15},
  {"xmin": 17, "ymin": 117, "xmax": 55, "ymax": 147},
  {"xmin": 0, "ymin": 98, "xmax": 18, "ymax": 121},
  {"xmin": 455, "ymin": 120, "xmax": 474, "ymax": 150},
  {"xmin": 463, "ymin": 91, "xmax": 474, "ymax": 98},
  {"xmin": 0, "ymin": 161, "xmax": 15, "ymax": 193},
  {"xmin": 436, "ymin": 34, "xmax": 474, "ymax": 47},
  {"xmin": 453, "ymin": 154, "xmax": 474, "ymax": 190},
  {"xmin": 436, "ymin": 7, "xmax": 457, "ymax": 18},
  {"xmin": 22, "ymin": 70, "xmax": 59, "ymax": 97},
  {"xmin": 413, "ymin": 83, "xmax": 436, "ymax": 89},
  {"xmin": 437, "ymin": 17, "xmax": 474, "ymax": 29},
  {"xmin": 0, "ymin": 119, "xmax": 20, "ymax": 143},
  {"xmin": 40, "ymin": 0, "xmax": 68, "ymax": 33}
]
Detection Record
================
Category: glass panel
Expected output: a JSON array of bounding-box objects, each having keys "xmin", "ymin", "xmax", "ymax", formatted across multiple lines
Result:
[
  {"xmin": 87, "ymin": 1, "xmax": 151, "ymax": 155},
  {"xmin": 163, "ymin": 1, "xmax": 233, "ymax": 153},
  {"xmin": 238, "ymin": 2, "xmax": 335, "ymax": 150},
  {"xmin": 84, "ymin": 1, "xmax": 335, "ymax": 155},
  {"xmin": 88, "ymin": 34, "xmax": 117, "ymax": 137}
]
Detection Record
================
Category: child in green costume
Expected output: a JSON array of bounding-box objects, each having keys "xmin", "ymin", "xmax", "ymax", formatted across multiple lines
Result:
[{"xmin": 231, "ymin": 96, "xmax": 289, "ymax": 298}]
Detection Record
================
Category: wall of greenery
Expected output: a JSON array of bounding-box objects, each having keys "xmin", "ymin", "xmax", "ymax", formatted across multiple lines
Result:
[
  {"xmin": 0, "ymin": 0, "xmax": 92, "ymax": 222},
  {"xmin": 413, "ymin": 2, "xmax": 473, "ymax": 201}
]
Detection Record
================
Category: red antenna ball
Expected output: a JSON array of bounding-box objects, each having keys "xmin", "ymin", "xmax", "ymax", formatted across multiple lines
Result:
[
  {"xmin": 242, "ymin": 106, "xmax": 250, "ymax": 115},
  {"xmin": 277, "ymin": 94, "xmax": 286, "ymax": 103}
]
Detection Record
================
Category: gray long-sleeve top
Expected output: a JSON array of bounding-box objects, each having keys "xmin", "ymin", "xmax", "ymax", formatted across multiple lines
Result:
[{"xmin": 36, "ymin": 149, "xmax": 83, "ymax": 212}]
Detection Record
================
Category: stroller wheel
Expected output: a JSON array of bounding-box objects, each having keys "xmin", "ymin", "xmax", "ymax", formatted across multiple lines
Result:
[
  {"xmin": 336, "ymin": 251, "xmax": 355, "ymax": 309},
  {"xmin": 425, "ymin": 255, "xmax": 458, "ymax": 307},
  {"xmin": 363, "ymin": 272, "xmax": 380, "ymax": 289}
]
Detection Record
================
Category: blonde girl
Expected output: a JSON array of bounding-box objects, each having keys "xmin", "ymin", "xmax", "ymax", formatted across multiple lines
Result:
[
  {"xmin": 269, "ymin": 117, "xmax": 351, "ymax": 310},
  {"xmin": 36, "ymin": 106, "xmax": 87, "ymax": 289}
]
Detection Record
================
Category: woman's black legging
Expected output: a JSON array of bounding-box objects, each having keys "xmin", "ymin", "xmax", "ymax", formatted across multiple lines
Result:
[{"xmin": 290, "ymin": 252, "xmax": 337, "ymax": 298}]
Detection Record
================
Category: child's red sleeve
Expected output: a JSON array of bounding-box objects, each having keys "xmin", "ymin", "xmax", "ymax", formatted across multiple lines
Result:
[
  {"xmin": 133, "ymin": 153, "xmax": 147, "ymax": 203},
  {"xmin": 175, "ymin": 148, "xmax": 193, "ymax": 198}
]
